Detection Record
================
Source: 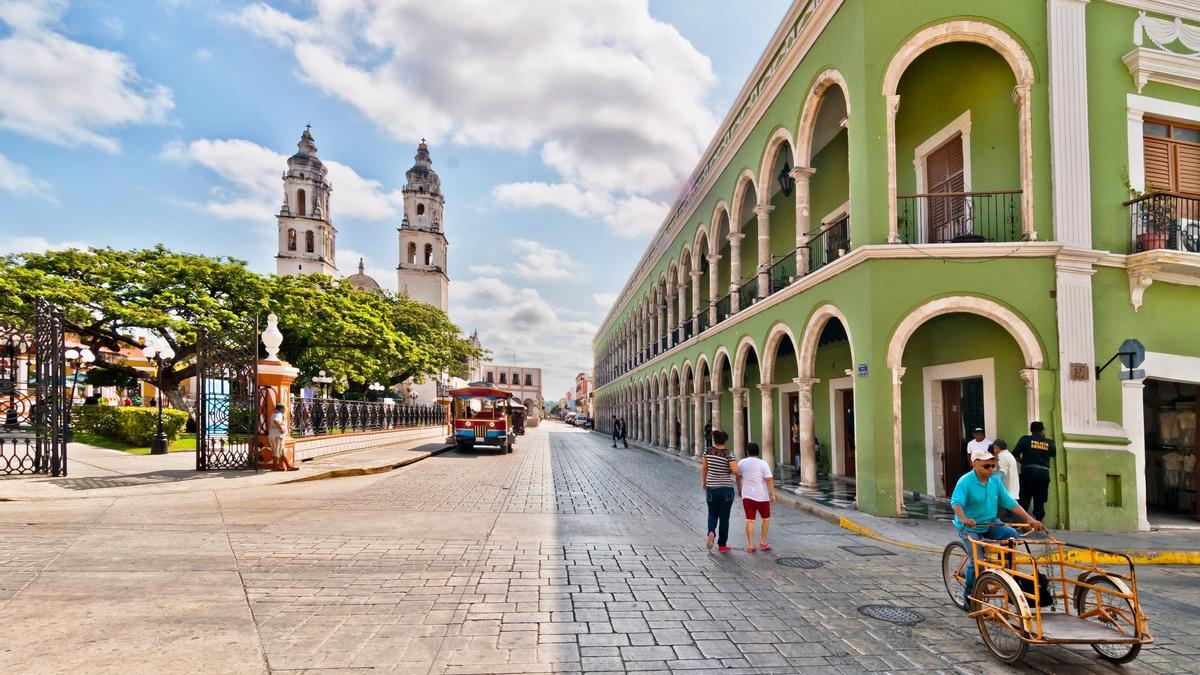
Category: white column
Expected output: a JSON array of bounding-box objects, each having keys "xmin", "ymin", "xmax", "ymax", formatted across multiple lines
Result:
[
  {"xmin": 1020, "ymin": 368, "xmax": 1041, "ymax": 428},
  {"xmin": 1122, "ymin": 378, "xmax": 1151, "ymax": 531},
  {"xmin": 707, "ymin": 254, "xmax": 721, "ymax": 324},
  {"xmin": 1056, "ymin": 252, "xmax": 1100, "ymax": 433},
  {"xmin": 758, "ymin": 384, "xmax": 777, "ymax": 471},
  {"xmin": 690, "ymin": 269, "xmax": 702, "ymax": 334},
  {"xmin": 885, "ymin": 94, "xmax": 902, "ymax": 243},
  {"xmin": 890, "ymin": 367, "xmax": 907, "ymax": 515},
  {"xmin": 731, "ymin": 387, "xmax": 747, "ymax": 458},
  {"xmin": 693, "ymin": 392, "xmax": 704, "ymax": 456},
  {"xmin": 680, "ymin": 393, "xmax": 690, "ymax": 454},
  {"xmin": 1047, "ymin": 0, "xmax": 1092, "ymax": 247},
  {"xmin": 708, "ymin": 391, "xmax": 722, "ymax": 441},
  {"xmin": 792, "ymin": 167, "xmax": 816, "ymax": 275},
  {"xmin": 677, "ymin": 274, "xmax": 688, "ymax": 337},
  {"xmin": 794, "ymin": 377, "xmax": 821, "ymax": 487},
  {"xmin": 667, "ymin": 395, "xmax": 678, "ymax": 452},
  {"xmin": 1014, "ymin": 83, "xmax": 1036, "ymax": 240},
  {"xmin": 15, "ymin": 355, "xmax": 28, "ymax": 393},
  {"xmin": 728, "ymin": 233, "xmax": 744, "ymax": 312},
  {"xmin": 754, "ymin": 204, "xmax": 774, "ymax": 298},
  {"xmin": 665, "ymin": 288, "xmax": 676, "ymax": 346}
]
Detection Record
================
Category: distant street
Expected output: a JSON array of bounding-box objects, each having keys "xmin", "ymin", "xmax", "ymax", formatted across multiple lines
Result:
[{"xmin": 2, "ymin": 423, "xmax": 1198, "ymax": 673}]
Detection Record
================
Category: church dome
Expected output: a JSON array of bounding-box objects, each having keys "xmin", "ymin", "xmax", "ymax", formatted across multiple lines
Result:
[
  {"xmin": 288, "ymin": 126, "xmax": 327, "ymax": 175},
  {"xmin": 346, "ymin": 258, "xmax": 381, "ymax": 292}
]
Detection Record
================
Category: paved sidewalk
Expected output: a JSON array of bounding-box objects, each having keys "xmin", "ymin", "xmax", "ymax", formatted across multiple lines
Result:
[
  {"xmin": 606, "ymin": 431, "xmax": 1200, "ymax": 565},
  {"xmin": 0, "ymin": 433, "xmax": 448, "ymax": 501}
]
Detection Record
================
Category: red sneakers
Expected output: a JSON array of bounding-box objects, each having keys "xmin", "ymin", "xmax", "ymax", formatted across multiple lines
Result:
[{"xmin": 717, "ymin": 546, "xmax": 731, "ymax": 553}]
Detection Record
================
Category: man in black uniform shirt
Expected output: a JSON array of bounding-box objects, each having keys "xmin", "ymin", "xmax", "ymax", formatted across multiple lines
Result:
[{"xmin": 1012, "ymin": 420, "xmax": 1056, "ymax": 520}]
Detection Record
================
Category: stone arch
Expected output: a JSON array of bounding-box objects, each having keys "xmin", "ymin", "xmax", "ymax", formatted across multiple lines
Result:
[
  {"xmin": 693, "ymin": 354, "xmax": 710, "ymax": 395},
  {"xmin": 796, "ymin": 68, "xmax": 852, "ymax": 166},
  {"xmin": 692, "ymin": 224, "xmax": 710, "ymax": 260},
  {"xmin": 885, "ymin": 295, "xmax": 1044, "ymax": 370},
  {"xmin": 730, "ymin": 170, "xmax": 760, "ymax": 234},
  {"xmin": 758, "ymin": 126, "xmax": 798, "ymax": 193},
  {"xmin": 798, "ymin": 303, "xmax": 858, "ymax": 378},
  {"xmin": 709, "ymin": 202, "xmax": 731, "ymax": 250},
  {"xmin": 882, "ymin": 20, "xmax": 1036, "ymax": 242},
  {"xmin": 760, "ymin": 322, "xmax": 800, "ymax": 384},
  {"xmin": 711, "ymin": 346, "xmax": 732, "ymax": 393},
  {"xmin": 732, "ymin": 335, "xmax": 761, "ymax": 389}
]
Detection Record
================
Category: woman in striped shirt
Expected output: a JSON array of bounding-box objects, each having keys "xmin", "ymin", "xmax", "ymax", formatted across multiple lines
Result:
[{"xmin": 701, "ymin": 429, "xmax": 740, "ymax": 552}]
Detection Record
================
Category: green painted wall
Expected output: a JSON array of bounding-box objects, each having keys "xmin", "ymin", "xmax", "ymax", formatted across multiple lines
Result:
[
  {"xmin": 895, "ymin": 42, "xmax": 1020, "ymax": 196},
  {"xmin": 812, "ymin": 338, "xmax": 853, "ymax": 474},
  {"xmin": 768, "ymin": 188, "xmax": 797, "ymax": 259},
  {"xmin": 810, "ymin": 129, "xmax": 850, "ymax": 230}
]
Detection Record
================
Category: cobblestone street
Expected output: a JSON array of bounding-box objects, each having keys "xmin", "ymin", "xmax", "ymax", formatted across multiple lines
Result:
[{"xmin": 2, "ymin": 424, "xmax": 1199, "ymax": 674}]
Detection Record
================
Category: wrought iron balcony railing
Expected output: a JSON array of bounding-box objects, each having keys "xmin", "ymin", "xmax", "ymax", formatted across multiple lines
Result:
[
  {"xmin": 768, "ymin": 250, "xmax": 797, "ymax": 295},
  {"xmin": 715, "ymin": 294, "xmax": 731, "ymax": 324},
  {"xmin": 1126, "ymin": 191, "xmax": 1200, "ymax": 253},
  {"xmin": 736, "ymin": 279, "xmax": 757, "ymax": 311},
  {"xmin": 808, "ymin": 216, "xmax": 851, "ymax": 273},
  {"xmin": 696, "ymin": 309, "xmax": 709, "ymax": 334},
  {"xmin": 897, "ymin": 190, "xmax": 1021, "ymax": 244},
  {"xmin": 670, "ymin": 328, "xmax": 679, "ymax": 347},
  {"xmin": 290, "ymin": 397, "xmax": 445, "ymax": 438}
]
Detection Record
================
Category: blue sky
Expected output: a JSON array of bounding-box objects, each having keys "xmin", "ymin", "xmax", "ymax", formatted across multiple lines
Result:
[{"xmin": 0, "ymin": 0, "xmax": 791, "ymax": 400}]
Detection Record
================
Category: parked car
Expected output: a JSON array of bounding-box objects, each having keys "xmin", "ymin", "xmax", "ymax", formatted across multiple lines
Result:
[{"xmin": 574, "ymin": 413, "xmax": 589, "ymax": 428}]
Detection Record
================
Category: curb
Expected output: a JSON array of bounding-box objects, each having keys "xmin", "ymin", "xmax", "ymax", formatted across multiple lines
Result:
[
  {"xmin": 603, "ymin": 431, "xmax": 1200, "ymax": 565},
  {"xmin": 282, "ymin": 445, "xmax": 453, "ymax": 484}
]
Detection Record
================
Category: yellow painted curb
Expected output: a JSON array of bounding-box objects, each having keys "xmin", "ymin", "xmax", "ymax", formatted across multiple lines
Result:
[
  {"xmin": 837, "ymin": 516, "xmax": 941, "ymax": 553},
  {"xmin": 1061, "ymin": 548, "xmax": 1200, "ymax": 566}
]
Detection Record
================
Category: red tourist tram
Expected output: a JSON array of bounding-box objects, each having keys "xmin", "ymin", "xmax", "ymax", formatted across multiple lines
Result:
[{"xmin": 447, "ymin": 385, "xmax": 516, "ymax": 453}]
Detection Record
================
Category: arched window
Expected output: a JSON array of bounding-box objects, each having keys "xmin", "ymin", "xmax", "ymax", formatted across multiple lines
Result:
[
  {"xmin": 287, "ymin": 228, "xmax": 297, "ymax": 251},
  {"xmin": 424, "ymin": 244, "xmax": 433, "ymax": 265},
  {"xmin": 297, "ymin": 189, "xmax": 307, "ymax": 216},
  {"xmin": 305, "ymin": 230, "xmax": 314, "ymax": 253},
  {"xmin": 407, "ymin": 242, "xmax": 417, "ymax": 264}
]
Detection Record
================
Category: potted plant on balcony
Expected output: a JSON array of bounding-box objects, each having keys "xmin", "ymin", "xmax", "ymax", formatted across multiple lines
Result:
[{"xmin": 1127, "ymin": 182, "xmax": 1175, "ymax": 252}]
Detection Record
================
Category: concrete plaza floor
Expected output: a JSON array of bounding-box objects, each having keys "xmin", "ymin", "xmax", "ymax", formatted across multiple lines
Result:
[{"xmin": 1, "ymin": 423, "xmax": 1198, "ymax": 674}]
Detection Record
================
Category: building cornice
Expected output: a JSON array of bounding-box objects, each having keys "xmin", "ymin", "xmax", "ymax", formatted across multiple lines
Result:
[
  {"xmin": 596, "ymin": 0, "xmax": 843, "ymax": 344},
  {"xmin": 1104, "ymin": 0, "xmax": 1200, "ymax": 24},
  {"xmin": 1123, "ymin": 47, "xmax": 1200, "ymax": 93}
]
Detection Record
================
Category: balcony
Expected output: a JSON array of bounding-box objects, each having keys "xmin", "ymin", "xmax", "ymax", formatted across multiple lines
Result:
[
  {"xmin": 898, "ymin": 190, "xmax": 1022, "ymax": 244},
  {"xmin": 808, "ymin": 216, "xmax": 850, "ymax": 273},
  {"xmin": 715, "ymin": 294, "xmax": 731, "ymax": 324},
  {"xmin": 670, "ymin": 328, "xmax": 679, "ymax": 347},
  {"xmin": 737, "ymin": 279, "xmax": 757, "ymax": 311},
  {"xmin": 1126, "ymin": 192, "xmax": 1200, "ymax": 253},
  {"xmin": 696, "ymin": 309, "xmax": 709, "ymax": 333},
  {"xmin": 768, "ymin": 250, "xmax": 797, "ymax": 294}
]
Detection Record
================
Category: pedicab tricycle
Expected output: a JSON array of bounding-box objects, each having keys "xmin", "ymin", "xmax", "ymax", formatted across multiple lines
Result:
[
  {"xmin": 447, "ymin": 385, "xmax": 515, "ymax": 453},
  {"xmin": 941, "ymin": 524, "xmax": 1153, "ymax": 665}
]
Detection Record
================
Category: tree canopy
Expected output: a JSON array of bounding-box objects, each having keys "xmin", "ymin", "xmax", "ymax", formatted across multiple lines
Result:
[{"xmin": 0, "ymin": 246, "xmax": 481, "ymax": 398}]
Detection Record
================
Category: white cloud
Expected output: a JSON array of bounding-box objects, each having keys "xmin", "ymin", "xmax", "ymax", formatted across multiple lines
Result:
[
  {"xmin": 0, "ymin": 153, "xmax": 54, "ymax": 200},
  {"xmin": 492, "ymin": 181, "xmax": 668, "ymax": 239},
  {"xmin": 468, "ymin": 264, "xmax": 506, "ymax": 277},
  {"xmin": 592, "ymin": 292, "xmax": 616, "ymax": 309},
  {"xmin": 0, "ymin": 236, "xmax": 89, "ymax": 256},
  {"xmin": 510, "ymin": 239, "xmax": 582, "ymax": 282},
  {"xmin": 0, "ymin": 1, "xmax": 173, "ymax": 152},
  {"xmin": 450, "ymin": 276, "xmax": 596, "ymax": 399},
  {"xmin": 159, "ymin": 136, "xmax": 403, "ymax": 223},
  {"xmin": 232, "ymin": 0, "xmax": 715, "ymax": 238},
  {"xmin": 194, "ymin": 48, "xmax": 212, "ymax": 61}
]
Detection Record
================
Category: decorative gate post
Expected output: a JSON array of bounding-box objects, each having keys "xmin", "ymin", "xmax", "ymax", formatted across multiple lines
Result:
[{"xmin": 257, "ymin": 314, "xmax": 299, "ymax": 468}]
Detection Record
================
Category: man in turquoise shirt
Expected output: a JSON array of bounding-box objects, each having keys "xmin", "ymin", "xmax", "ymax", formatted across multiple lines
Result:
[{"xmin": 952, "ymin": 447, "xmax": 1044, "ymax": 606}]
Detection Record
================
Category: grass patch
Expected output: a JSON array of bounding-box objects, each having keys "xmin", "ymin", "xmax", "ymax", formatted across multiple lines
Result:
[{"xmin": 73, "ymin": 431, "xmax": 196, "ymax": 455}]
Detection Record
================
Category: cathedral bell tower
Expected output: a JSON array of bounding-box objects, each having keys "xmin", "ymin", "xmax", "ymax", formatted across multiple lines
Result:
[
  {"xmin": 396, "ymin": 139, "xmax": 449, "ymax": 311},
  {"xmin": 276, "ymin": 126, "xmax": 337, "ymax": 276}
]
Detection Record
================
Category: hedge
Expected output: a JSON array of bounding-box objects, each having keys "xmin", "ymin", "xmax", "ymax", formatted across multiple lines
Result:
[{"xmin": 74, "ymin": 405, "xmax": 189, "ymax": 446}]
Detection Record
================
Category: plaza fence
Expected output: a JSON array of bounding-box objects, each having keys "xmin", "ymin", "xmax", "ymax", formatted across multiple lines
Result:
[{"xmin": 290, "ymin": 396, "xmax": 445, "ymax": 438}]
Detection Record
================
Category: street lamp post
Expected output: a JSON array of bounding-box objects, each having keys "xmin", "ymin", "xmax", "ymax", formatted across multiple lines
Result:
[
  {"xmin": 312, "ymin": 370, "xmax": 333, "ymax": 399},
  {"xmin": 63, "ymin": 346, "xmax": 95, "ymax": 443},
  {"xmin": 142, "ymin": 340, "xmax": 175, "ymax": 455},
  {"xmin": 367, "ymin": 381, "xmax": 384, "ymax": 402}
]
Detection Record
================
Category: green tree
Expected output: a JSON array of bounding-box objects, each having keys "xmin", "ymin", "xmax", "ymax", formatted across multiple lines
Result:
[{"xmin": 0, "ymin": 246, "xmax": 481, "ymax": 402}]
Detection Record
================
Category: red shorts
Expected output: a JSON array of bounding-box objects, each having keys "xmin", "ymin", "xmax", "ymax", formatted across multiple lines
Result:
[{"xmin": 742, "ymin": 498, "xmax": 771, "ymax": 519}]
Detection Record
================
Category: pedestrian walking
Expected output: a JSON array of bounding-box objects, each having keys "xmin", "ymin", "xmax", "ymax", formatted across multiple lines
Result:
[
  {"xmin": 1012, "ymin": 421, "xmax": 1056, "ymax": 521},
  {"xmin": 701, "ymin": 429, "xmax": 739, "ymax": 553},
  {"xmin": 737, "ymin": 442, "xmax": 775, "ymax": 552},
  {"xmin": 268, "ymin": 403, "xmax": 298, "ymax": 471},
  {"xmin": 703, "ymin": 422, "xmax": 712, "ymax": 448},
  {"xmin": 611, "ymin": 414, "xmax": 620, "ymax": 447},
  {"xmin": 618, "ymin": 417, "xmax": 628, "ymax": 448},
  {"xmin": 992, "ymin": 438, "xmax": 1019, "ymax": 499},
  {"xmin": 966, "ymin": 427, "xmax": 991, "ymax": 458}
]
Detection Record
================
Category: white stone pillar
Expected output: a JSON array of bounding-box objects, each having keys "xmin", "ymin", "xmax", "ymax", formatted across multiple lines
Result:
[
  {"xmin": 890, "ymin": 367, "xmax": 907, "ymax": 515},
  {"xmin": 680, "ymin": 393, "xmax": 690, "ymax": 454},
  {"xmin": 1014, "ymin": 83, "xmax": 1036, "ymax": 240},
  {"xmin": 677, "ymin": 273, "xmax": 688, "ymax": 337},
  {"xmin": 693, "ymin": 392, "xmax": 704, "ymax": 456},
  {"xmin": 1020, "ymin": 368, "xmax": 1040, "ymax": 428},
  {"xmin": 728, "ymin": 233, "xmax": 744, "ymax": 312},
  {"xmin": 794, "ymin": 377, "xmax": 821, "ymax": 487},
  {"xmin": 1056, "ymin": 252, "xmax": 1099, "ymax": 433},
  {"xmin": 792, "ymin": 167, "xmax": 816, "ymax": 275},
  {"xmin": 731, "ymin": 387, "xmax": 747, "ymax": 458},
  {"xmin": 885, "ymin": 94, "xmax": 902, "ymax": 244},
  {"xmin": 754, "ymin": 204, "xmax": 774, "ymax": 298},
  {"xmin": 665, "ymin": 288, "xmax": 675, "ymax": 347},
  {"xmin": 1122, "ymin": 378, "xmax": 1151, "ymax": 531},
  {"xmin": 690, "ymin": 269, "xmax": 701, "ymax": 334},
  {"xmin": 758, "ymin": 384, "xmax": 777, "ymax": 471},
  {"xmin": 708, "ymin": 391, "xmax": 722, "ymax": 443},
  {"xmin": 667, "ymin": 394, "xmax": 678, "ymax": 452},
  {"xmin": 15, "ymin": 355, "xmax": 28, "ymax": 393},
  {"xmin": 707, "ymin": 254, "xmax": 721, "ymax": 324},
  {"xmin": 1047, "ymin": 0, "xmax": 1090, "ymax": 247}
]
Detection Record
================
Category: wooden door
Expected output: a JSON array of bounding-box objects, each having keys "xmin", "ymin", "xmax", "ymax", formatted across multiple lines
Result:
[
  {"xmin": 926, "ymin": 134, "xmax": 966, "ymax": 242},
  {"xmin": 842, "ymin": 390, "xmax": 856, "ymax": 478},
  {"xmin": 942, "ymin": 379, "xmax": 966, "ymax": 495}
]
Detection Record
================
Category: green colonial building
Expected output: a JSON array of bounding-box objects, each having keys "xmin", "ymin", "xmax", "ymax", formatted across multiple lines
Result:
[{"xmin": 591, "ymin": 0, "xmax": 1200, "ymax": 531}]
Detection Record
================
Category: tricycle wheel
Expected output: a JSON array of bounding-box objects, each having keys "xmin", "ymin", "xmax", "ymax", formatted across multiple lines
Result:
[
  {"xmin": 972, "ymin": 572, "xmax": 1029, "ymax": 665},
  {"xmin": 1074, "ymin": 576, "xmax": 1142, "ymax": 664},
  {"xmin": 941, "ymin": 541, "xmax": 969, "ymax": 609}
]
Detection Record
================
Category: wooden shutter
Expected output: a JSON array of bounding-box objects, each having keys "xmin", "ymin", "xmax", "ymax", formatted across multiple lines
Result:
[
  {"xmin": 926, "ymin": 135, "xmax": 966, "ymax": 241},
  {"xmin": 1144, "ymin": 136, "xmax": 1173, "ymax": 192},
  {"xmin": 1179, "ymin": 144, "xmax": 1200, "ymax": 196}
]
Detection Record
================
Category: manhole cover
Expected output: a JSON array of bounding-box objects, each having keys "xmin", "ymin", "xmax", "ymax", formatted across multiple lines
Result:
[
  {"xmin": 839, "ymin": 544, "xmax": 894, "ymax": 556},
  {"xmin": 857, "ymin": 604, "xmax": 925, "ymax": 626},
  {"xmin": 775, "ymin": 556, "xmax": 824, "ymax": 569}
]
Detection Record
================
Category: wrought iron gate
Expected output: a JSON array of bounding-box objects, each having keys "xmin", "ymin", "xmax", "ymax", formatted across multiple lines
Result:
[
  {"xmin": 0, "ymin": 299, "xmax": 67, "ymax": 476},
  {"xmin": 196, "ymin": 315, "xmax": 259, "ymax": 471}
]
